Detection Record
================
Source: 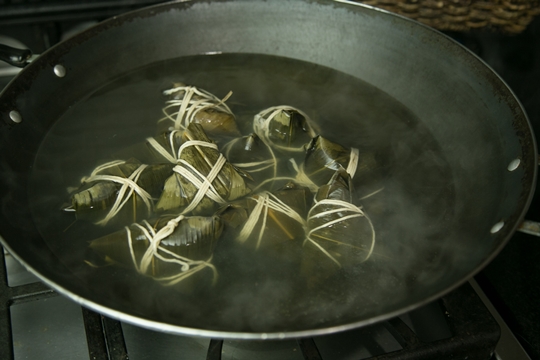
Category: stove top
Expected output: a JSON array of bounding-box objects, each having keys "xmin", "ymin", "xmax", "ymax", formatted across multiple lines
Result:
[{"xmin": 0, "ymin": 249, "xmax": 507, "ymax": 360}]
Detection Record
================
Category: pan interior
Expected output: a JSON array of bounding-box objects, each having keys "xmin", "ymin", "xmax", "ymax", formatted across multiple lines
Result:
[{"xmin": 28, "ymin": 53, "xmax": 464, "ymax": 334}]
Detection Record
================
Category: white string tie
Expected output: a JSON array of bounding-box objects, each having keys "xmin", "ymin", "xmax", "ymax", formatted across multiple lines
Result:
[
  {"xmin": 80, "ymin": 161, "xmax": 153, "ymax": 226},
  {"xmin": 253, "ymin": 105, "xmax": 316, "ymax": 152},
  {"xmin": 283, "ymin": 146, "xmax": 359, "ymax": 194},
  {"xmin": 288, "ymin": 159, "xmax": 319, "ymax": 192},
  {"xmin": 346, "ymin": 148, "xmax": 360, "ymax": 178},
  {"xmin": 222, "ymin": 136, "xmax": 278, "ymax": 177},
  {"xmin": 159, "ymin": 86, "xmax": 234, "ymax": 130},
  {"xmin": 172, "ymin": 140, "xmax": 228, "ymax": 214},
  {"xmin": 304, "ymin": 199, "xmax": 375, "ymax": 267},
  {"xmin": 145, "ymin": 130, "xmax": 182, "ymax": 164},
  {"xmin": 126, "ymin": 215, "xmax": 217, "ymax": 286},
  {"xmin": 237, "ymin": 191, "xmax": 307, "ymax": 249},
  {"xmin": 242, "ymin": 158, "xmax": 322, "ymax": 194}
]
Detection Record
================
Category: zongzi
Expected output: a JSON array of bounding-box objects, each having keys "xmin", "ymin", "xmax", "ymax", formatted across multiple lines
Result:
[
  {"xmin": 217, "ymin": 181, "xmax": 311, "ymax": 254},
  {"xmin": 156, "ymin": 123, "xmax": 252, "ymax": 215},
  {"xmin": 69, "ymin": 159, "xmax": 174, "ymax": 226},
  {"xmin": 88, "ymin": 214, "xmax": 222, "ymax": 285},
  {"xmin": 158, "ymin": 83, "xmax": 241, "ymax": 138},
  {"xmin": 303, "ymin": 169, "xmax": 375, "ymax": 269},
  {"xmin": 253, "ymin": 105, "xmax": 318, "ymax": 152}
]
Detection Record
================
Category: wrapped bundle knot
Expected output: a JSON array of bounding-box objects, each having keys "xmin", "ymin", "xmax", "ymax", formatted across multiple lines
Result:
[
  {"xmin": 253, "ymin": 105, "xmax": 317, "ymax": 152},
  {"xmin": 159, "ymin": 85, "xmax": 240, "ymax": 137},
  {"xmin": 305, "ymin": 198, "xmax": 375, "ymax": 267},
  {"xmin": 237, "ymin": 191, "xmax": 307, "ymax": 249},
  {"xmin": 173, "ymin": 141, "xmax": 229, "ymax": 214},
  {"xmin": 145, "ymin": 130, "xmax": 183, "ymax": 164},
  {"xmin": 162, "ymin": 86, "xmax": 233, "ymax": 129},
  {"xmin": 156, "ymin": 123, "xmax": 251, "ymax": 215},
  {"xmin": 127, "ymin": 215, "xmax": 217, "ymax": 286},
  {"xmin": 80, "ymin": 160, "xmax": 153, "ymax": 226}
]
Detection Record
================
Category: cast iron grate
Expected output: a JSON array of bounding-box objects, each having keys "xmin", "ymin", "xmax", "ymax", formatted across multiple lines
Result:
[{"xmin": 0, "ymin": 246, "xmax": 500, "ymax": 360}]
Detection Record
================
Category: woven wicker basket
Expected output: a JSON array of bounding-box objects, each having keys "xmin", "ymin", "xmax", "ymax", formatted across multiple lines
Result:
[{"xmin": 357, "ymin": 0, "xmax": 540, "ymax": 33}]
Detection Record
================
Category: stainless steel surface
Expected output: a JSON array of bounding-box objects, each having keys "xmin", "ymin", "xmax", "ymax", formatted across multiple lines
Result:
[
  {"xmin": 53, "ymin": 64, "xmax": 66, "ymax": 78},
  {"xmin": 469, "ymin": 279, "xmax": 532, "ymax": 360},
  {"xmin": 507, "ymin": 158, "xmax": 521, "ymax": 172},
  {"xmin": 8, "ymin": 110, "xmax": 21, "ymax": 123},
  {"xmin": 491, "ymin": 221, "xmax": 505, "ymax": 234},
  {"xmin": 518, "ymin": 220, "xmax": 540, "ymax": 237},
  {"xmin": 0, "ymin": 0, "xmax": 536, "ymax": 338}
]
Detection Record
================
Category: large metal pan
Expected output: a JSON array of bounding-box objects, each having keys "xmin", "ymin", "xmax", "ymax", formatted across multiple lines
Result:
[{"xmin": 0, "ymin": 0, "xmax": 536, "ymax": 339}]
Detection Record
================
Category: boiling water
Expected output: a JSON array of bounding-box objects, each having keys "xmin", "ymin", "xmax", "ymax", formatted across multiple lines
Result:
[{"xmin": 28, "ymin": 54, "xmax": 455, "ymax": 333}]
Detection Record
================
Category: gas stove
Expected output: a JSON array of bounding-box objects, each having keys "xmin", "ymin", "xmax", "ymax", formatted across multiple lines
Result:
[
  {"xmin": 0, "ymin": 1, "xmax": 538, "ymax": 359},
  {"xmin": 0, "ymin": 249, "xmax": 516, "ymax": 360}
]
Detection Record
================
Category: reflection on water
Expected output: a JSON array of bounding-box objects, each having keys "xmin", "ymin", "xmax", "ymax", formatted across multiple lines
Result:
[{"xmin": 28, "ymin": 54, "xmax": 455, "ymax": 333}]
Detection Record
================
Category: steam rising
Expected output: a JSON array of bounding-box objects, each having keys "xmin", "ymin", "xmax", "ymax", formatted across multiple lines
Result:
[{"xmin": 22, "ymin": 53, "xmax": 491, "ymax": 334}]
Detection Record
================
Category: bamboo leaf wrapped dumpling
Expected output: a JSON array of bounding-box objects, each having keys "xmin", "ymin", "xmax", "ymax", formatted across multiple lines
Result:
[
  {"xmin": 302, "ymin": 135, "xmax": 357, "ymax": 186},
  {"xmin": 69, "ymin": 159, "xmax": 175, "ymax": 226},
  {"xmin": 144, "ymin": 130, "xmax": 184, "ymax": 164},
  {"xmin": 88, "ymin": 215, "xmax": 222, "ymax": 286},
  {"xmin": 156, "ymin": 123, "xmax": 252, "ymax": 215},
  {"xmin": 288, "ymin": 135, "xmax": 378, "ymax": 195},
  {"xmin": 217, "ymin": 181, "xmax": 311, "ymax": 254},
  {"xmin": 303, "ymin": 168, "xmax": 375, "ymax": 269},
  {"xmin": 253, "ymin": 106, "xmax": 318, "ymax": 152},
  {"xmin": 301, "ymin": 135, "xmax": 377, "ymax": 186},
  {"xmin": 222, "ymin": 133, "xmax": 278, "ymax": 184},
  {"xmin": 158, "ymin": 83, "xmax": 241, "ymax": 138}
]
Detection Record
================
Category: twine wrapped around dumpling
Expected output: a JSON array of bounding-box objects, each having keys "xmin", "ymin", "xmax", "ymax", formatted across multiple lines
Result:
[
  {"xmin": 69, "ymin": 159, "xmax": 174, "ymax": 226},
  {"xmin": 253, "ymin": 105, "xmax": 318, "ymax": 152},
  {"xmin": 88, "ymin": 214, "xmax": 222, "ymax": 286},
  {"xmin": 303, "ymin": 136, "xmax": 359, "ymax": 184},
  {"xmin": 222, "ymin": 133, "xmax": 278, "ymax": 184},
  {"xmin": 158, "ymin": 83, "xmax": 241, "ymax": 138},
  {"xmin": 218, "ymin": 182, "xmax": 311, "ymax": 254},
  {"xmin": 288, "ymin": 135, "xmax": 378, "ymax": 195},
  {"xmin": 111, "ymin": 131, "xmax": 184, "ymax": 165},
  {"xmin": 144, "ymin": 130, "xmax": 184, "ymax": 164},
  {"xmin": 156, "ymin": 123, "xmax": 252, "ymax": 215},
  {"xmin": 303, "ymin": 169, "xmax": 375, "ymax": 269}
]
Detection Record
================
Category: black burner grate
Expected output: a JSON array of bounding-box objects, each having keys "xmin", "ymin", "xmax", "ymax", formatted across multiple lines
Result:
[
  {"xmin": 0, "ymin": 247, "xmax": 500, "ymax": 360},
  {"xmin": 81, "ymin": 307, "xmax": 129, "ymax": 360}
]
